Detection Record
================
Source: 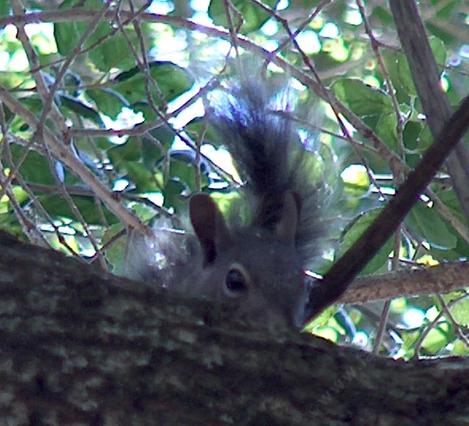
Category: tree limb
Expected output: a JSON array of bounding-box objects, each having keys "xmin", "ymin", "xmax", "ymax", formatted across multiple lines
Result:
[
  {"xmin": 0, "ymin": 231, "xmax": 468, "ymax": 425},
  {"xmin": 342, "ymin": 261, "xmax": 469, "ymax": 305}
]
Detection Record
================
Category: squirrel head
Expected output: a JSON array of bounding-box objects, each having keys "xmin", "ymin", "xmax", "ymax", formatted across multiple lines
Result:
[{"xmin": 189, "ymin": 193, "xmax": 307, "ymax": 330}]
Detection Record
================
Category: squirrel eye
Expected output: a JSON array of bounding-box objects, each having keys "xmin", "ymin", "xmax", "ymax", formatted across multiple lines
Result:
[{"xmin": 225, "ymin": 268, "xmax": 248, "ymax": 296}]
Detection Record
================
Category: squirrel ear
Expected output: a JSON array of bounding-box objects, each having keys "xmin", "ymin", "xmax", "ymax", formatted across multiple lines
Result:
[
  {"xmin": 189, "ymin": 193, "xmax": 231, "ymax": 265},
  {"xmin": 275, "ymin": 191, "xmax": 299, "ymax": 245}
]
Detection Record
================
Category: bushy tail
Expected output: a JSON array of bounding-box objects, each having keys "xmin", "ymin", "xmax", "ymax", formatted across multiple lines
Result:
[{"xmin": 208, "ymin": 78, "xmax": 329, "ymax": 266}]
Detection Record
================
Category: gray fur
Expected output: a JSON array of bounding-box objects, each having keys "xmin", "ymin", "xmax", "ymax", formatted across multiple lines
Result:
[
  {"xmin": 125, "ymin": 77, "xmax": 331, "ymax": 329},
  {"xmin": 208, "ymin": 80, "xmax": 327, "ymax": 266}
]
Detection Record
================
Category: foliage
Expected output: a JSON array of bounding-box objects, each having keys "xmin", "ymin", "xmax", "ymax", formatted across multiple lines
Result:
[{"xmin": 0, "ymin": 0, "xmax": 467, "ymax": 359}]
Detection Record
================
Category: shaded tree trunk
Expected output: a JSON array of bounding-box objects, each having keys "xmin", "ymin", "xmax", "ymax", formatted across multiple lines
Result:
[{"xmin": 0, "ymin": 231, "xmax": 467, "ymax": 425}]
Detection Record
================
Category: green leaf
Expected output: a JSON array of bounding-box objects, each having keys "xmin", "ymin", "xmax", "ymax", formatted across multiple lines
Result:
[
  {"xmin": 86, "ymin": 88, "xmax": 129, "ymax": 119},
  {"xmin": 370, "ymin": 6, "xmax": 393, "ymax": 25},
  {"xmin": 311, "ymin": 326, "xmax": 340, "ymax": 343},
  {"xmin": 452, "ymin": 340, "xmax": 469, "ymax": 356},
  {"xmin": 429, "ymin": 36, "xmax": 446, "ymax": 66},
  {"xmin": 402, "ymin": 120, "xmax": 431, "ymax": 168},
  {"xmin": 304, "ymin": 305, "xmax": 337, "ymax": 330},
  {"xmin": 442, "ymin": 293, "xmax": 469, "ymax": 326},
  {"xmin": 425, "ymin": 22, "xmax": 456, "ymax": 45},
  {"xmin": 54, "ymin": 0, "xmax": 92, "ymax": 56},
  {"xmin": 338, "ymin": 208, "xmax": 393, "ymax": 275},
  {"xmin": 0, "ymin": 211, "xmax": 22, "ymax": 238},
  {"xmin": 382, "ymin": 51, "xmax": 416, "ymax": 101},
  {"xmin": 0, "ymin": 3, "xmax": 11, "ymax": 16},
  {"xmin": 375, "ymin": 112, "xmax": 398, "ymax": 151},
  {"xmin": 208, "ymin": 0, "xmax": 277, "ymax": 33},
  {"xmin": 341, "ymin": 164, "xmax": 370, "ymax": 198},
  {"xmin": 146, "ymin": 126, "xmax": 175, "ymax": 149},
  {"xmin": 421, "ymin": 323, "xmax": 449, "ymax": 354},
  {"xmin": 39, "ymin": 194, "xmax": 117, "ymax": 225},
  {"xmin": 113, "ymin": 61, "xmax": 194, "ymax": 107},
  {"xmin": 163, "ymin": 179, "xmax": 187, "ymax": 212},
  {"xmin": 126, "ymin": 161, "xmax": 157, "ymax": 192},
  {"xmin": 434, "ymin": 0, "xmax": 459, "ymax": 19},
  {"xmin": 187, "ymin": 116, "xmax": 219, "ymax": 146},
  {"xmin": 169, "ymin": 157, "xmax": 198, "ymax": 193},
  {"xmin": 142, "ymin": 127, "xmax": 174, "ymax": 169},
  {"xmin": 60, "ymin": 95, "xmax": 105, "ymax": 127},
  {"xmin": 88, "ymin": 31, "xmax": 138, "ymax": 72},
  {"xmin": 9, "ymin": 145, "xmax": 56, "ymax": 185},
  {"xmin": 54, "ymin": 0, "xmax": 137, "ymax": 71},
  {"xmin": 18, "ymin": 96, "xmax": 43, "ymax": 115},
  {"xmin": 131, "ymin": 101, "xmax": 156, "ymax": 121},
  {"xmin": 400, "ymin": 330, "xmax": 419, "ymax": 359},
  {"xmin": 403, "ymin": 120, "xmax": 423, "ymax": 151},
  {"xmin": 406, "ymin": 202, "xmax": 457, "ymax": 249},
  {"xmin": 108, "ymin": 138, "xmax": 143, "ymax": 169},
  {"xmin": 333, "ymin": 79, "xmax": 393, "ymax": 119},
  {"xmin": 102, "ymin": 223, "xmax": 126, "ymax": 275}
]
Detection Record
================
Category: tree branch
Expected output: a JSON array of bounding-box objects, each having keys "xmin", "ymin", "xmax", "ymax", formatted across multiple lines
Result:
[
  {"xmin": 0, "ymin": 230, "xmax": 468, "ymax": 424},
  {"xmin": 342, "ymin": 261, "xmax": 469, "ymax": 305}
]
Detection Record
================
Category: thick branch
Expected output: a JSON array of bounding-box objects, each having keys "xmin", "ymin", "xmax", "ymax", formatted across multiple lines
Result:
[
  {"xmin": 342, "ymin": 261, "xmax": 469, "ymax": 305},
  {"xmin": 0, "ymin": 231, "xmax": 468, "ymax": 425}
]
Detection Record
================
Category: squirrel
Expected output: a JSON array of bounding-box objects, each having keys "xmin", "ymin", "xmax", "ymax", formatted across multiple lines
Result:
[{"xmin": 125, "ymin": 74, "xmax": 331, "ymax": 330}]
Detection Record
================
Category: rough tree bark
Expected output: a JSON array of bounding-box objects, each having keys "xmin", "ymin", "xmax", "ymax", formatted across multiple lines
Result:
[{"xmin": 0, "ymin": 230, "xmax": 468, "ymax": 426}]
